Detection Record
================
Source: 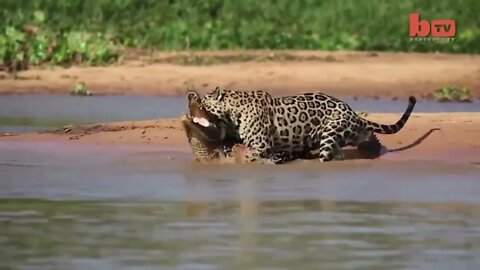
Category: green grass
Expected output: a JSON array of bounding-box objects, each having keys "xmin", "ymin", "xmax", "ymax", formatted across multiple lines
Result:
[
  {"xmin": 0, "ymin": 0, "xmax": 478, "ymax": 70},
  {"xmin": 356, "ymin": 111, "xmax": 369, "ymax": 117},
  {"xmin": 432, "ymin": 86, "xmax": 473, "ymax": 102},
  {"xmin": 147, "ymin": 51, "xmax": 340, "ymax": 65},
  {"xmin": 0, "ymin": 9, "xmax": 119, "ymax": 72},
  {"xmin": 70, "ymin": 81, "xmax": 93, "ymax": 96},
  {"xmin": 0, "ymin": 117, "xmax": 76, "ymax": 128}
]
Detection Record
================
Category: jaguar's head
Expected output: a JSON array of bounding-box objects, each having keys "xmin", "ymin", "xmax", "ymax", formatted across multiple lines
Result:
[{"xmin": 201, "ymin": 86, "xmax": 233, "ymax": 120}]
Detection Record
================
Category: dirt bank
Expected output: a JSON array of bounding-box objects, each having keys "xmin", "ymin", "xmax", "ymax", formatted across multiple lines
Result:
[
  {"xmin": 1, "ymin": 112, "xmax": 479, "ymax": 163},
  {"xmin": 0, "ymin": 50, "xmax": 479, "ymax": 99}
]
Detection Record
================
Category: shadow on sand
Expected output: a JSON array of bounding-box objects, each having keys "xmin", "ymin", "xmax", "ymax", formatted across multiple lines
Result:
[{"xmin": 339, "ymin": 128, "xmax": 441, "ymax": 161}]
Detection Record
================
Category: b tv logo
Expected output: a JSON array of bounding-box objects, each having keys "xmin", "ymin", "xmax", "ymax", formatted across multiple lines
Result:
[{"xmin": 409, "ymin": 12, "xmax": 456, "ymax": 38}]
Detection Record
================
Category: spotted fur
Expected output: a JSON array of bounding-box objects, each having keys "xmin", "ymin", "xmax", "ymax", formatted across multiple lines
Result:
[{"xmin": 200, "ymin": 87, "xmax": 417, "ymax": 163}]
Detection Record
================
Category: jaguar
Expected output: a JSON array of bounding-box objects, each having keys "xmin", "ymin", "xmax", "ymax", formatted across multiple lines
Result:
[{"xmin": 200, "ymin": 87, "xmax": 417, "ymax": 164}]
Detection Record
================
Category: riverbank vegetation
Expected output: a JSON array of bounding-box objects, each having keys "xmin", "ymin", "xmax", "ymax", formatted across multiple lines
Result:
[{"xmin": 0, "ymin": 0, "xmax": 478, "ymax": 71}]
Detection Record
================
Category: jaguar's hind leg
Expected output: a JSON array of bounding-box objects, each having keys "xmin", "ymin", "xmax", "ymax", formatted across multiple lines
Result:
[
  {"xmin": 318, "ymin": 136, "xmax": 343, "ymax": 162},
  {"xmin": 310, "ymin": 123, "xmax": 348, "ymax": 162},
  {"xmin": 308, "ymin": 125, "xmax": 346, "ymax": 161}
]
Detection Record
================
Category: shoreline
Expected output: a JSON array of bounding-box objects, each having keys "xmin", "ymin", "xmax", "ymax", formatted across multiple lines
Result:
[
  {"xmin": 0, "ymin": 50, "xmax": 479, "ymax": 99},
  {"xmin": 1, "ymin": 112, "xmax": 479, "ymax": 164}
]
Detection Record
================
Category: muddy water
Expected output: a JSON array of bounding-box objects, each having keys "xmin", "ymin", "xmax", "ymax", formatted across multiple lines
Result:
[
  {"xmin": 1, "ymin": 141, "xmax": 480, "ymax": 270},
  {"xmin": 1, "ymin": 94, "xmax": 479, "ymax": 133}
]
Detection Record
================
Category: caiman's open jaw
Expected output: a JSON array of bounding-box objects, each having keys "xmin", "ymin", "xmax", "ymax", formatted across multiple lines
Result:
[
  {"xmin": 189, "ymin": 103, "xmax": 219, "ymax": 129},
  {"xmin": 192, "ymin": 116, "xmax": 211, "ymax": 127}
]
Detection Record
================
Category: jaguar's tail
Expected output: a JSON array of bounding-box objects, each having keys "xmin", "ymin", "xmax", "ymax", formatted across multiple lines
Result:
[{"xmin": 362, "ymin": 96, "xmax": 417, "ymax": 134}]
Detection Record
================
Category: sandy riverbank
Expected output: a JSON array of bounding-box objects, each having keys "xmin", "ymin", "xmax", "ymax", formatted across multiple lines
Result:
[
  {"xmin": 0, "ymin": 50, "xmax": 479, "ymax": 99},
  {"xmin": 1, "ymin": 112, "xmax": 479, "ymax": 163}
]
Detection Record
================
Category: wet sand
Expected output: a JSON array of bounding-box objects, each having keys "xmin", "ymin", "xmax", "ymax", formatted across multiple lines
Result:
[
  {"xmin": 0, "ymin": 50, "xmax": 479, "ymax": 99},
  {"xmin": 2, "ymin": 112, "xmax": 479, "ymax": 163}
]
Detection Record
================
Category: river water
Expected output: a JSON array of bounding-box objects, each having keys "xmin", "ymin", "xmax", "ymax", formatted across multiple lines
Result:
[{"xmin": 1, "ymin": 94, "xmax": 479, "ymax": 269}]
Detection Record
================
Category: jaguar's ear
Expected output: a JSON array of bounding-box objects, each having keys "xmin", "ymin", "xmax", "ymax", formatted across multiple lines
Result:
[{"xmin": 212, "ymin": 86, "xmax": 225, "ymax": 101}]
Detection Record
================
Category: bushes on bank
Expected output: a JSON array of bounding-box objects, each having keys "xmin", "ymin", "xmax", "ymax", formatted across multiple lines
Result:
[{"xmin": 0, "ymin": 0, "xmax": 478, "ymax": 70}]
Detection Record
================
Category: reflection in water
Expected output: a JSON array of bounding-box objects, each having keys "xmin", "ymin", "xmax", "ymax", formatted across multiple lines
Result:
[{"xmin": 2, "ymin": 198, "xmax": 480, "ymax": 270}]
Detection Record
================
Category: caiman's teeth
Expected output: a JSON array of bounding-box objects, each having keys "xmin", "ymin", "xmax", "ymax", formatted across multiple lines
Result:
[{"xmin": 193, "ymin": 117, "xmax": 211, "ymax": 127}]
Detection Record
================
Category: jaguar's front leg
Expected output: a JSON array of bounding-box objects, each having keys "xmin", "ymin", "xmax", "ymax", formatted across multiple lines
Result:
[
  {"xmin": 241, "ymin": 142, "xmax": 293, "ymax": 164},
  {"xmin": 240, "ymin": 148, "xmax": 287, "ymax": 164},
  {"xmin": 237, "ymin": 109, "xmax": 284, "ymax": 164},
  {"xmin": 267, "ymin": 150, "xmax": 295, "ymax": 164},
  {"xmin": 218, "ymin": 144, "xmax": 235, "ymax": 158},
  {"xmin": 241, "ymin": 131, "xmax": 278, "ymax": 164}
]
